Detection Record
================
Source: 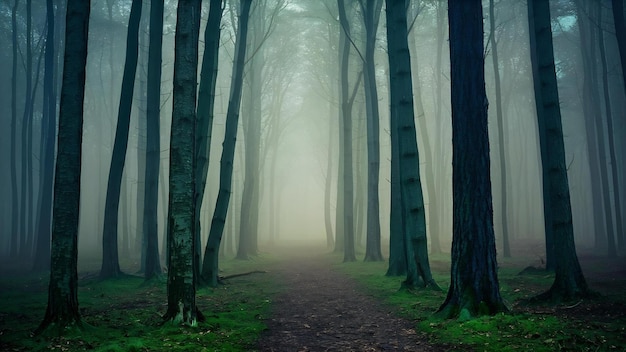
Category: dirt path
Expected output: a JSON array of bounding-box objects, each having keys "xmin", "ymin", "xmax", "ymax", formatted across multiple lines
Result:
[{"xmin": 256, "ymin": 253, "xmax": 443, "ymax": 351}]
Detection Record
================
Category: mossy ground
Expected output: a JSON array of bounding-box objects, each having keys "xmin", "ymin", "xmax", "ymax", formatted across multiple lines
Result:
[
  {"xmin": 0, "ymin": 255, "xmax": 279, "ymax": 352},
  {"xmin": 337, "ymin": 251, "xmax": 626, "ymax": 351},
  {"xmin": 2, "ymin": 247, "xmax": 625, "ymax": 351}
]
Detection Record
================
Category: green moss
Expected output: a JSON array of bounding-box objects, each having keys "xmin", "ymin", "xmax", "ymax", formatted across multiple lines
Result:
[
  {"xmin": 0, "ymin": 256, "xmax": 279, "ymax": 352},
  {"xmin": 337, "ymin": 255, "xmax": 626, "ymax": 351}
]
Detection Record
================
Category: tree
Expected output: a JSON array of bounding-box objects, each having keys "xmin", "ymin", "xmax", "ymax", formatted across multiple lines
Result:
[
  {"xmin": 100, "ymin": 0, "xmax": 143, "ymax": 279},
  {"xmin": 33, "ymin": 0, "xmax": 58, "ymax": 272},
  {"xmin": 10, "ymin": 0, "xmax": 19, "ymax": 258},
  {"xmin": 488, "ymin": 0, "xmax": 511, "ymax": 258},
  {"xmin": 385, "ymin": 0, "xmax": 437, "ymax": 289},
  {"xmin": 527, "ymin": 0, "xmax": 592, "ymax": 302},
  {"xmin": 437, "ymin": 0, "xmax": 507, "ymax": 318},
  {"xmin": 201, "ymin": 0, "xmax": 253, "ymax": 288},
  {"xmin": 360, "ymin": 0, "xmax": 384, "ymax": 263},
  {"xmin": 143, "ymin": 0, "xmax": 164, "ymax": 280},
  {"xmin": 163, "ymin": 0, "xmax": 203, "ymax": 325},
  {"xmin": 612, "ymin": 0, "xmax": 626, "ymax": 95},
  {"xmin": 195, "ymin": 0, "xmax": 223, "ymax": 277},
  {"xmin": 337, "ymin": 0, "xmax": 357, "ymax": 263},
  {"xmin": 35, "ymin": 0, "xmax": 91, "ymax": 334}
]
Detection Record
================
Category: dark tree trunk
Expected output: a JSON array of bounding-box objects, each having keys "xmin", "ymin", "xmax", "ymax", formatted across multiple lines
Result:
[
  {"xmin": 201, "ymin": 0, "xmax": 252, "ymax": 287},
  {"xmin": 20, "ymin": 0, "xmax": 33, "ymax": 259},
  {"xmin": 35, "ymin": 0, "xmax": 90, "ymax": 334},
  {"xmin": 163, "ymin": 0, "xmax": 203, "ymax": 325},
  {"xmin": 488, "ymin": 0, "xmax": 510, "ymax": 258},
  {"xmin": 437, "ymin": 0, "xmax": 506, "ymax": 318},
  {"xmin": 362, "ymin": 0, "xmax": 384, "ymax": 263},
  {"xmin": 528, "ymin": 0, "xmax": 592, "ymax": 302},
  {"xmin": 576, "ymin": 2, "xmax": 609, "ymax": 258},
  {"xmin": 337, "ymin": 0, "xmax": 356, "ymax": 263},
  {"xmin": 143, "ymin": 0, "xmax": 164, "ymax": 281},
  {"xmin": 385, "ymin": 0, "xmax": 437, "ymax": 289},
  {"xmin": 598, "ymin": 3, "xmax": 623, "ymax": 256},
  {"xmin": 612, "ymin": 0, "xmax": 626, "ymax": 95},
  {"xmin": 33, "ymin": 0, "xmax": 57, "ymax": 272},
  {"xmin": 195, "ymin": 0, "xmax": 223, "ymax": 277},
  {"xmin": 10, "ymin": 0, "xmax": 19, "ymax": 258},
  {"xmin": 100, "ymin": 0, "xmax": 143, "ymax": 279}
]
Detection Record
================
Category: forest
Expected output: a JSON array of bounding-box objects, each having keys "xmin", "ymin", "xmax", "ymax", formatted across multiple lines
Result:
[{"xmin": 0, "ymin": 0, "xmax": 625, "ymax": 351}]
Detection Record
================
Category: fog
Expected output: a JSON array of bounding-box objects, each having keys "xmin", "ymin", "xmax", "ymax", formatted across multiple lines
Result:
[{"xmin": 1, "ymin": 0, "xmax": 625, "ymax": 270}]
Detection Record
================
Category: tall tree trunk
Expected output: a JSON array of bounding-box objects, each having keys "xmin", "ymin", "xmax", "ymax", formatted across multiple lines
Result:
[
  {"xmin": 163, "ymin": 0, "xmax": 203, "ymax": 325},
  {"xmin": 10, "ymin": 0, "xmax": 19, "ymax": 258},
  {"xmin": 408, "ymin": 3, "xmax": 442, "ymax": 256},
  {"xmin": 238, "ymin": 17, "xmax": 264, "ymax": 260},
  {"xmin": 20, "ymin": 0, "xmax": 33, "ymax": 258},
  {"xmin": 100, "ymin": 0, "xmax": 143, "ymax": 279},
  {"xmin": 488, "ymin": 0, "xmax": 510, "ymax": 258},
  {"xmin": 386, "ymin": 0, "xmax": 437, "ymax": 289},
  {"xmin": 337, "ymin": 0, "xmax": 356, "ymax": 263},
  {"xmin": 324, "ymin": 87, "xmax": 335, "ymax": 248},
  {"xmin": 33, "ymin": 0, "xmax": 57, "ymax": 272},
  {"xmin": 35, "ymin": 0, "xmax": 90, "ymax": 334},
  {"xmin": 363, "ymin": 0, "xmax": 384, "ymax": 262},
  {"xmin": 598, "ymin": 3, "xmax": 623, "ymax": 256},
  {"xmin": 528, "ymin": 0, "xmax": 591, "ymax": 302},
  {"xmin": 612, "ymin": 0, "xmax": 626, "ymax": 94},
  {"xmin": 195, "ymin": 0, "xmax": 223, "ymax": 276},
  {"xmin": 576, "ymin": 2, "xmax": 609, "ymax": 257},
  {"xmin": 201, "ymin": 0, "xmax": 252, "ymax": 287},
  {"xmin": 438, "ymin": 0, "xmax": 506, "ymax": 318},
  {"xmin": 143, "ymin": 0, "xmax": 164, "ymax": 280}
]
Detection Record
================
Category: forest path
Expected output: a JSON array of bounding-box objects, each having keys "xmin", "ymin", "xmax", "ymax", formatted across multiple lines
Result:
[{"xmin": 255, "ymin": 247, "xmax": 441, "ymax": 351}]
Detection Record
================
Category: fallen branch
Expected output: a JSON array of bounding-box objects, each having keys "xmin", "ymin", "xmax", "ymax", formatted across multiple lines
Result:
[{"xmin": 219, "ymin": 270, "xmax": 267, "ymax": 281}]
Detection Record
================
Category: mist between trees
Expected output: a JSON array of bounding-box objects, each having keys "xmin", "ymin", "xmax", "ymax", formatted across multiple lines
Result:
[{"xmin": 0, "ymin": 0, "xmax": 624, "ymax": 330}]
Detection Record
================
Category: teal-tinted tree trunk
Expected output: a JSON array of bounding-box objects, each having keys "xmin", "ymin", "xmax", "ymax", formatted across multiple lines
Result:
[
  {"xmin": 527, "ymin": 0, "xmax": 591, "ymax": 302},
  {"xmin": 488, "ymin": 0, "xmax": 510, "ymax": 258},
  {"xmin": 33, "ymin": 0, "xmax": 57, "ymax": 272},
  {"xmin": 143, "ymin": 0, "xmax": 164, "ymax": 281},
  {"xmin": 337, "ymin": 0, "xmax": 356, "ymax": 263},
  {"xmin": 437, "ymin": 0, "xmax": 506, "ymax": 319},
  {"xmin": 163, "ymin": 0, "xmax": 203, "ymax": 325},
  {"xmin": 35, "ymin": 0, "xmax": 90, "ymax": 334},
  {"xmin": 385, "ymin": 0, "xmax": 437, "ymax": 289},
  {"xmin": 612, "ymin": 0, "xmax": 626, "ymax": 96},
  {"xmin": 10, "ymin": 0, "xmax": 19, "ymax": 258},
  {"xmin": 100, "ymin": 0, "xmax": 143, "ymax": 279},
  {"xmin": 362, "ymin": 0, "xmax": 384, "ymax": 263},
  {"xmin": 201, "ymin": 0, "xmax": 252, "ymax": 287},
  {"xmin": 195, "ymin": 0, "xmax": 223, "ymax": 276}
]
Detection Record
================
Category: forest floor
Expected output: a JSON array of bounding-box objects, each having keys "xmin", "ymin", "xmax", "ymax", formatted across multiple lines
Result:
[
  {"xmin": 255, "ymin": 247, "xmax": 449, "ymax": 351},
  {"xmin": 0, "ymin": 242, "xmax": 625, "ymax": 351}
]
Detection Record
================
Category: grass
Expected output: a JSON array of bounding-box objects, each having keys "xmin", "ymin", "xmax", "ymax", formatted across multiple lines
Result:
[
  {"xmin": 0, "ymin": 255, "xmax": 279, "ymax": 352},
  {"xmin": 336, "ymin": 253, "xmax": 626, "ymax": 351}
]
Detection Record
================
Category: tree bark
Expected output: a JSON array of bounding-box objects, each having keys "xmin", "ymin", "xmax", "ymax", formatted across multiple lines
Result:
[
  {"xmin": 163, "ymin": 0, "xmax": 203, "ymax": 325},
  {"xmin": 437, "ymin": 0, "xmax": 506, "ymax": 319},
  {"xmin": 527, "ymin": 0, "xmax": 592, "ymax": 302},
  {"xmin": 337, "ymin": 0, "xmax": 357, "ymax": 263},
  {"xmin": 362, "ymin": 0, "xmax": 384, "ymax": 262},
  {"xmin": 488, "ymin": 0, "xmax": 511, "ymax": 258},
  {"xmin": 386, "ymin": 0, "xmax": 437, "ymax": 289},
  {"xmin": 143, "ymin": 0, "xmax": 164, "ymax": 281},
  {"xmin": 100, "ymin": 0, "xmax": 143, "ymax": 279},
  {"xmin": 195, "ymin": 0, "xmax": 223, "ymax": 274},
  {"xmin": 201, "ymin": 0, "xmax": 253, "ymax": 287},
  {"xmin": 33, "ymin": 0, "xmax": 58, "ymax": 272},
  {"xmin": 612, "ymin": 0, "xmax": 626, "ymax": 95},
  {"xmin": 10, "ymin": 0, "xmax": 19, "ymax": 258},
  {"xmin": 35, "ymin": 0, "xmax": 90, "ymax": 334}
]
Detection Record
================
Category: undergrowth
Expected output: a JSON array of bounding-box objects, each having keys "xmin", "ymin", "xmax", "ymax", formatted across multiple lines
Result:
[
  {"xmin": 336, "ymin": 254, "xmax": 626, "ymax": 351},
  {"xmin": 0, "ymin": 255, "xmax": 278, "ymax": 352}
]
